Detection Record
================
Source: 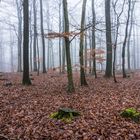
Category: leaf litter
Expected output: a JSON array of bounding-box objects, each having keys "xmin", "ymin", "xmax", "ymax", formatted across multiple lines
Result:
[{"xmin": 0, "ymin": 72, "xmax": 140, "ymax": 139}]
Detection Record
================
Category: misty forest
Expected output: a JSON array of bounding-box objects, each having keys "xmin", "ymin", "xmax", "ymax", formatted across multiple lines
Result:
[{"xmin": 0, "ymin": 0, "xmax": 140, "ymax": 139}]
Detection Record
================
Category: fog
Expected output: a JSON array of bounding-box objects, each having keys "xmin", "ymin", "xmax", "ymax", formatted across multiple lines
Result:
[{"xmin": 0, "ymin": 0, "xmax": 140, "ymax": 72}]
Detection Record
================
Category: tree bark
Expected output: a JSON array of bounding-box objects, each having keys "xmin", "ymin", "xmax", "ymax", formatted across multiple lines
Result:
[
  {"xmin": 33, "ymin": 0, "xmax": 37, "ymax": 71},
  {"xmin": 127, "ymin": 0, "xmax": 135, "ymax": 70},
  {"xmin": 63, "ymin": 0, "xmax": 75, "ymax": 92},
  {"xmin": 40, "ymin": 0, "xmax": 46, "ymax": 73},
  {"xmin": 112, "ymin": 0, "xmax": 125, "ymax": 83},
  {"xmin": 22, "ymin": 0, "xmax": 31, "ymax": 85},
  {"xmin": 79, "ymin": 0, "xmax": 88, "ymax": 86},
  {"xmin": 16, "ymin": 0, "xmax": 22, "ymax": 72},
  {"xmin": 91, "ymin": 0, "xmax": 97, "ymax": 78},
  {"xmin": 122, "ymin": 0, "xmax": 131, "ymax": 78},
  {"xmin": 105, "ymin": 0, "xmax": 112, "ymax": 78}
]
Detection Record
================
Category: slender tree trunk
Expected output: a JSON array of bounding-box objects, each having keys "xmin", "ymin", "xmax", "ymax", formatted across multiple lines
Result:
[
  {"xmin": 47, "ymin": 40, "xmax": 50, "ymax": 70},
  {"xmin": 33, "ymin": 0, "xmax": 37, "ymax": 71},
  {"xmin": 113, "ymin": 24, "xmax": 119, "ymax": 83},
  {"xmin": 16, "ymin": 0, "xmax": 22, "ymax": 72},
  {"xmin": 10, "ymin": 25, "xmax": 14, "ymax": 72},
  {"xmin": 84, "ymin": 30, "xmax": 87, "ymax": 74},
  {"xmin": 62, "ymin": 3, "xmax": 66, "ymax": 74},
  {"xmin": 40, "ymin": 0, "xmax": 46, "ymax": 73},
  {"xmin": 105, "ymin": 0, "xmax": 112, "ymax": 77},
  {"xmin": 63, "ymin": 0, "xmax": 75, "ymax": 92},
  {"xmin": 37, "ymin": 35, "xmax": 40, "ymax": 76},
  {"xmin": 112, "ymin": 0, "xmax": 125, "ymax": 83},
  {"xmin": 46, "ymin": 1, "xmax": 50, "ymax": 70},
  {"xmin": 79, "ymin": 0, "xmax": 88, "ymax": 86},
  {"xmin": 127, "ymin": 1, "xmax": 135, "ymax": 70},
  {"xmin": 51, "ymin": 42, "xmax": 54, "ymax": 68},
  {"xmin": 122, "ymin": 0, "xmax": 131, "ymax": 78},
  {"xmin": 22, "ymin": 0, "xmax": 31, "ymax": 85},
  {"xmin": 29, "ymin": 8, "xmax": 33, "ymax": 72},
  {"xmin": 133, "ymin": 21, "xmax": 136, "ymax": 70},
  {"xmin": 89, "ymin": 29, "xmax": 92, "ymax": 74},
  {"xmin": 74, "ymin": 38, "xmax": 77, "ymax": 72},
  {"xmin": 136, "ymin": 21, "xmax": 139, "ymax": 68},
  {"xmin": 59, "ymin": 1, "xmax": 62, "ymax": 73},
  {"xmin": 91, "ymin": 0, "xmax": 97, "ymax": 78}
]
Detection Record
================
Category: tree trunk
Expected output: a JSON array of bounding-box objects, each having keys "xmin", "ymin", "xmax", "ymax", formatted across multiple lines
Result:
[
  {"xmin": 105, "ymin": 0, "xmax": 112, "ymax": 77},
  {"xmin": 62, "ymin": 4, "xmax": 66, "ymax": 74},
  {"xmin": 84, "ymin": 30, "xmax": 87, "ymax": 74},
  {"xmin": 40, "ymin": 0, "xmax": 46, "ymax": 73},
  {"xmin": 79, "ymin": 0, "xmax": 88, "ymax": 86},
  {"xmin": 63, "ymin": 0, "xmax": 75, "ymax": 92},
  {"xmin": 122, "ymin": 0, "xmax": 131, "ymax": 78},
  {"xmin": 22, "ymin": 0, "xmax": 31, "ymax": 85},
  {"xmin": 59, "ymin": 1, "xmax": 62, "ymax": 73},
  {"xmin": 62, "ymin": 39, "xmax": 66, "ymax": 73},
  {"xmin": 29, "ymin": 8, "xmax": 32, "ymax": 72},
  {"xmin": 127, "ymin": 0, "xmax": 135, "ymax": 70},
  {"xmin": 112, "ymin": 0, "xmax": 125, "ymax": 83},
  {"xmin": 91, "ymin": 0, "xmax": 97, "ymax": 78},
  {"xmin": 33, "ymin": 0, "xmax": 37, "ymax": 71},
  {"xmin": 37, "ymin": 35, "xmax": 40, "ymax": 76},
  {"xmin": 16, "ymin": 0, "xmax": 22, "ymax": 72}
]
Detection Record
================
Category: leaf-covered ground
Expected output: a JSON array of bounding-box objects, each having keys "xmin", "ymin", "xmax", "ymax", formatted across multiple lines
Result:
[{"xmin": 0, "ymin": 71, "xmax": 140, "ymax": 140}]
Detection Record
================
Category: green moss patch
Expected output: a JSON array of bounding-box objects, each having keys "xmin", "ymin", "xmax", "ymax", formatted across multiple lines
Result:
[{"xmin": 120, "ymin": 108, "xmax": 140, "ymax": 123}]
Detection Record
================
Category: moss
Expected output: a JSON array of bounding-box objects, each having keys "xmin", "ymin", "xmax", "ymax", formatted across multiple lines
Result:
[
  {"xmin": 50, "ymin": 112, "xmax": 59, "ymax": 119},
  {"xmin": 132, "ymin": 113, "xmax": 140, "ymax": 123},
  {"xmin": 120, "ymin": 108, "xmax": 137, "ymax": 118},
  {"xmin": 120, "ymin": 108, "xmax": 140, "ymax": 123}
]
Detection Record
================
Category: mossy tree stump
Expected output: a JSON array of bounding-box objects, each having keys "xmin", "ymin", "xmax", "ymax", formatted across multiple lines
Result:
[{"xmin": 50, "ymin": 108, "xmax": 80, "ymax": 122}]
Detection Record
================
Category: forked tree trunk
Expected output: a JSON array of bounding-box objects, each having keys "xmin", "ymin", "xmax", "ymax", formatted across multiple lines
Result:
[{"xmin": 112, "ymin": 0, "xmax": 125, "ymax": 83}]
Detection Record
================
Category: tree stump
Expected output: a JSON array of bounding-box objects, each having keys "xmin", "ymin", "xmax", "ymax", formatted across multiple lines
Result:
[{"xmin": 50, "ymin": 108, "xmax": 80, "ymax": 122}]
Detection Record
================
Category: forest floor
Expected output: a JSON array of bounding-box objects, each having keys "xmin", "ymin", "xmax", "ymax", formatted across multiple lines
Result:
[{"xmin": 0, "ymin": 71, "xmax": 140, "ymax": 140}]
